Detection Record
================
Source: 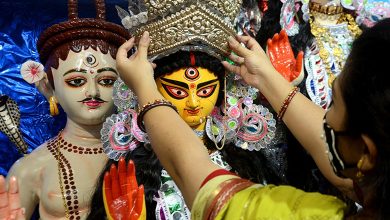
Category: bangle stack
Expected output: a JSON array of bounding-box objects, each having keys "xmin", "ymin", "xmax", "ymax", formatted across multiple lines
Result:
[
  {"xmin": 277, "ymin": 87, "xmax": 299, "ymax": 121},
  {"xmin": 137, "ymin": 99, "xmax": 178, "ymax": 132}
]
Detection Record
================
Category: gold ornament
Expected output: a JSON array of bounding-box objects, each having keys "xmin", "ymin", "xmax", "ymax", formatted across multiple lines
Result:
[
  {"xmin": 119, "ymin": 0, "xmax": 242, "ymax": 60},
  {"xmin": 309, "ymin": 13, "xmax": 361, "ymax": 87},
  {"xmin": 356, "ymin": 157, "xmax": 365, "ymax": 179},
  {"xmin": 49, "ymin": 96, "xmax": 59, "ymax": 116},
  {"xmin": 309, "ymin": 2, "xmax": 343, "ymax": 15}
]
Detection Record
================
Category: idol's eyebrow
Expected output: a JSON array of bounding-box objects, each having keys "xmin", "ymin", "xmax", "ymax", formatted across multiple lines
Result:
[
  {"xmin": 160, "ymin": 78, "xmax": 189, "ymax": 89},
  {"xmin": 97, "ymin": 67, "xmax": 118, "ymax": 75},
  {"xmin": 197, "ymin": 79, "xmax": 219, "ymax": 89},
  {"xmin": 63, "ymin": 68, "xmax": 87, "ymax": 76}
]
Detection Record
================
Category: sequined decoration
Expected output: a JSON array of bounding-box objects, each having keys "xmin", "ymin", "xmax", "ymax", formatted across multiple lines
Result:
[
  {"xmin": 155, "ymin": 151, "xmax": 231, "ymax": 220},
  {"xmin": 205, "ymin": 74, "xmax": 279, "ymax": 151},
  {"xmin": 304, "ymin": 41, "xmax": 331, "ymax": 109},
  {"xmin": 101, "ymin": 109, "xmax": 148, "ymax": 161},
  {"xmin": 113, "ymin": 78, "xmax": 138, "ymax": 111},
  {"xmin": 356, "ymin": 0, "xmax": 390, "ymax": 27},
  {"xmin": 280, "ymin": 0, "xmax": 299, "ymax": 37},
  {"xmin": 309, "ymin": 14, "xmax": 361, "ymax": 90},
  {"xmin": 205, "ymin": 115, "xmax": 225, "ymax": 144},
  {"xmin": 234, "ymin": 102, "xmax": 277, "ymax": 151}
]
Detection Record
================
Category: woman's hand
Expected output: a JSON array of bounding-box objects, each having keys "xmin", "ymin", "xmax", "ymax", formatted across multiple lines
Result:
[
  {"xmin": 0, "ymin": 176, "xmax": 25, "ymax": 220},
  {"xmin": 266, "ymin": 30, "xmax": 304, "ymax": 86},
  {"xmin": 116, "ymin": 31, "xmax": 157, "ymax": 96},
  {"xmin": 103, "ymin": 157, "xmax": 145, "ymax": 220},
  {"xmin": 222, "ymin": 35, "xmax": 278, "ymax": 89}
]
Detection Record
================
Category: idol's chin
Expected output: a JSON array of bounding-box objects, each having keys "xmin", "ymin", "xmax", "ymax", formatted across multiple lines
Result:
[
  {"xmin": 184, "ymin": 117, "xmax": 201, "ymax": 127},
  {"xmin": 187, "ymin": 121, "xmax": 201, "ymax": 127}
]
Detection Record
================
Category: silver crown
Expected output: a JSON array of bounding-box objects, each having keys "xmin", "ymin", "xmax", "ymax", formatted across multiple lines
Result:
[{"xmin": 117, "ymin": 0, "xmax": 242, "ymax": 60}]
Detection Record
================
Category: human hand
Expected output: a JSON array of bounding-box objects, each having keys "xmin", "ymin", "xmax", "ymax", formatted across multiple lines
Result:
[
  {"xmin": 103, "ymin": 157, "xmax": 145, "ymax": 220},
  {"xmin": 267, "ymin": 30, "xmax": 304, "ymax": 86},
  {"xmin": 222, "ymin": 35, "xmax": 277, "ymax": 89},
  {"xmin": 0, "ymin": 176, "xmax": 25, "ymax": 220},
  {"xmin": 116, "ymin": 31, "xmax": 157, "ymax": 96}
]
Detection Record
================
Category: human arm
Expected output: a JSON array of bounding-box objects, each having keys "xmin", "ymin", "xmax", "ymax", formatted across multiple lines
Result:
[
  {"xmin": 222, "ymin": 33, "xmax": 353, "ymax": 196},
  {"xmin": 116, "ymin": 32, "xmax": 221, "ymax": 208}
]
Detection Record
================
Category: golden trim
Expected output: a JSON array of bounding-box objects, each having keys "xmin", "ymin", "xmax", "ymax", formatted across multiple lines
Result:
[{"xmin": 309, "ymin": 2, "xmax": 343, "ymax": 15}]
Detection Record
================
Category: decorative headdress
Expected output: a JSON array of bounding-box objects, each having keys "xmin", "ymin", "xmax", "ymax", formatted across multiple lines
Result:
[
  {"xmin": 37, "ymin": 0, "xmax": 130, "ymax": 65},
  {"xmin": 116, "ymin": 0, "xmax": 242, "ymax": 60}
]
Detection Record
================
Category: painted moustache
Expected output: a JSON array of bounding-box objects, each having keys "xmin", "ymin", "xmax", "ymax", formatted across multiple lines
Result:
[{"xmin": 78, "ymin": 97, "xmax": 107, "ymax": 108}]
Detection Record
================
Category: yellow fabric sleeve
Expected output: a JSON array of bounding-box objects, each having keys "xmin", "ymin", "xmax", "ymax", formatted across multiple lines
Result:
[{"xmin": 192, "ymin": 176, "xmax": 346, "ymax": 220}]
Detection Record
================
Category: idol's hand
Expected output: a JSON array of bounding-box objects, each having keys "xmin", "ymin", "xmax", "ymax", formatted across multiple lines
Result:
[
  {"xmin": 267, "ymin": 30, "xmax": 304, "ymax": 86},
  {"xmin": 222, "ymin": 35, "xmax": 277, "ymax": 90},
  {"xmin": 116, "ymin": 31, "xmax": 157, "ymax": 96},
  {"xmin": 103, "ymin": 157, "xmax": 145, "ymax": 220},
  {"xmin": 0, "ymin": 176, "xmax": 25, "ymax": 220}
]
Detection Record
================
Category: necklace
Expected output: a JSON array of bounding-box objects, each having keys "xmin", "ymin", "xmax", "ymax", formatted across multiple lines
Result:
[
  {"xmin": 47, "ymin": 132, "xmax": 104, "ymax": 220},
  {"xmin": 193, "ymin": 129, "xmax": 205, "ymax": 138},
  {"xmin": 309, "ymin": 13, "xmax": 361, "ymax": 87},
  {"xmin": 57, "ymin": 135, "xmax": 103, "ymax": 154}
]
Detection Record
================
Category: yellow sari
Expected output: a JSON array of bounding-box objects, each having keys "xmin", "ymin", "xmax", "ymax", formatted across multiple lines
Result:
[{"xmin": 192, "ymin": 174, "xmax": 346, "ymax": 220}]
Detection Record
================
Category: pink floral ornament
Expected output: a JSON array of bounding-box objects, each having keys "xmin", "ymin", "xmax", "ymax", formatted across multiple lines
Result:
[{"xmin": 20, "ymin": 60, "xmax": 45, "ymax": 84}]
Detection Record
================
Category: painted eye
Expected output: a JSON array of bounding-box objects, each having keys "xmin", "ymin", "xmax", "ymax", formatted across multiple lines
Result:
[
  {"xmin": 185, "ymin": 67, "xmax": 199, "ymax": 81},
  {"xmin": 163, "ymin": 85, "xmax": 188, "ymax": 99},
  {"xmin": 83, "ymin": 54, "xmax": 99, "ymax": 67},
  {"xmin": 65, "ymin": 77, "xmax": 87, "ymax": 87},
  {"xmin": 98, "ymin": 77, "xmax": 117, "ymax": 87},
  {"xmin": 86, "ymin": 55, "xmax": 96, "ymax": 65},
  {"xmin": 197, "ymin": 85, "xmax": 216, "ymax": 98}
]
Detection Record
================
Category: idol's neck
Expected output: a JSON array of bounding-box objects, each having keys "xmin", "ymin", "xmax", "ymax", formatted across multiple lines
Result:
[
  {"xmin": 61, "ymin": 117, "xmax": 103, "ymax": 147},
  {"xmin": 192, "ymin": 121, "xmax": 207, "ymax": 143}
]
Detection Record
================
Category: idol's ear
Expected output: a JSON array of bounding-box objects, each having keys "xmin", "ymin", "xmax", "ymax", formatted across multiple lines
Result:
[
  {"xmin": 20, "ymin": 60, "xmax": 54, "ymax": 101},
  {"xmin": 35, "ymin": 75, "xmax": 54, "ymax": 102}
]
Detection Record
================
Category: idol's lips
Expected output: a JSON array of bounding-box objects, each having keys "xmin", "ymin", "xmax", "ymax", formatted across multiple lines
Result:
[
  {"xmin": 83, "ymin": 100, "xmax": 104, "ymax": 107},
  {"xmin": 78, "ymin": 98, "xmax": 106, "ymax": 108},
  {"xmin": 186, "ymin": 109, "xmax": 200, "ymax": 115}
]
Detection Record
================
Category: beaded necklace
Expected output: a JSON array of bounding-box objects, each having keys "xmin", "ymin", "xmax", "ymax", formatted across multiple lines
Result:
[{"xmin": 47, "ymin": 133, "xmax": 104, "ymax": 220}]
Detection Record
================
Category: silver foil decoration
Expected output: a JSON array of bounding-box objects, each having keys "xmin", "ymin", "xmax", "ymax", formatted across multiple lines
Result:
[{"xmin": 0, "ymin": 95, "xmax": 28, "ymax": 154}]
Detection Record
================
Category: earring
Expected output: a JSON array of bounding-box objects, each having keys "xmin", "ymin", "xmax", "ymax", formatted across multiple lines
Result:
[
  {"xmin": 356, "ymin": 157, "xmax": 365, "ymax": 179},
  {"xmin": 49, "ymin": 96, "xmax": 59, "ymax": 116}
]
